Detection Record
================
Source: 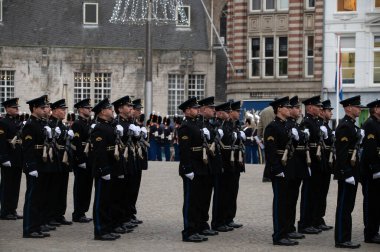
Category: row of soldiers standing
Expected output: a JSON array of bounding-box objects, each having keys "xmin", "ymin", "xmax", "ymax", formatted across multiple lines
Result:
[
  {"xmin": 0, "ymin": 95, "xmax": 147, "ymax": 240},
  {"xmin": 176, "ymin": 96, "xmax": 246, "ymax": 242},
  {"xmin": 264, "ymin": 94, "xmax": 380, "ymax": 248}
]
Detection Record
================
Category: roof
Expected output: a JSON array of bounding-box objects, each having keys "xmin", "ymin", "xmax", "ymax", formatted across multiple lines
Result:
[{"xmin": 0, "ymin": 0, "xmax": 209, "ymax": 50}]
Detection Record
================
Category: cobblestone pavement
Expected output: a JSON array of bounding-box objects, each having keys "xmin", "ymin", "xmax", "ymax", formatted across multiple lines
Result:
[{"xmin": 0, "ymin": 162, "xmax": 378, "ymax": 251}]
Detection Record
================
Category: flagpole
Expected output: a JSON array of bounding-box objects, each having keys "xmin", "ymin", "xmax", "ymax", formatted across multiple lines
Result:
[{"xmin": 336, "ymin": 35, "xmax": 341, "ymax": 126}]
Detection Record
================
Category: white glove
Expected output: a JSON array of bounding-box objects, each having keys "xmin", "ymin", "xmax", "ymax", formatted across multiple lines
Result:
[
  {"xmin": 359, "ymin": 129, "xmax": 365, "ymax": 144},
  {"xmin": 303, "ymin": 128, "xmax": 310, "ymax": 138},
  {"xmin": 67, "ymin": 130, "xmax": 74, "ymax": 140},
  {"xmin": 154, "ymin": 131, "xmax": 159, "ymax": 137},
  {"xmin": 239, "ymin": 131, "xmax": 246, "ymax": 141},
  {"xmin": 202, "ymin": 128, "xmax": 210, "ymax": 140},
  {"xmin": 291, "ymin": 128, "xmax": 299, "ymax": 141},
  {"xmin": 134, "ymin": 126, "xmax": 141, "ymax": 137},
  {"xmin": 218, "ymin": 129, "xmax": 224, "ymax": 138},
  {"xmin": 308, "ymin": 167, "xmax": 312, "ymax": 176},
  {"xmin": 1, "ymin": 161, "xmax": 11, "ymax": 167},
  {"xmin": 275, "ymin": 172, "xmax": 285, "ymax": 177},
  {"xmin": 168, "ymin": 134, "xmax": 172, "ymax": 141},
  {"xmin": 29, "ymin": 170, "xmax": 38, "ymax": 178},
  {"xmin": 101, "ymin": 174, "xmax": 111, "ymax": 180},
  {"xmin": 54, "ymin": 127, "xmax": 61, "ymax": 137},
  {"xmin": 91, "ymin": 123, "xmax": 96, "ymax": 129},
  {"xmin": 320, "ymin": 126, "xmax": 328, "ymax": 139},
  {"xmin": 185, "ymin": 172, "xmax": 194, "ymax": 180},
  {"xmin": 44, "ymin": 126, "xmax": 52, "ymax": 138},
  {"xmin": 332, "ymin": 131, "xmax": 335, "ymax": 136},
  {"xmin": 23, "ymin": 121, "xmax": 27, "ymax": 125},
  {"xmin": 373, "ymin": 171, "xmax": 380, "ymax": 180},
  {"xmin": 345, "ymin": 176, "xmax": 355, "ymax": 185},
  {"xmin": 141, "ymin": 127, "xmax": 148, "ymax": 138},
  {"xmin": 116, "ymin": 124, "xmax": 124, "ymax": 137},
  {"xmin": 78, "ymin": 163, "xmax": 86, "ymax": 169},
  {"xmin": 232, "ymin": 132, "xmax": 237, "ymax": 141}
]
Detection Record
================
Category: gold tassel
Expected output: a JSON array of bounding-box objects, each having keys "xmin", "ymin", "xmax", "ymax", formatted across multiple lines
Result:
[
  {"xmin": 62, "ymin": 151, "xmax": 69, "ymax": 165},
  {"xmin": 306, "ymin": 150, "xmax": 311, "ymax": 166},
  {"xmin": 123, "ymin": 146, "xmax": 129, "ymax": 160},
  {"xmin": 202, "ymin": 147, "xmax": 208, "ymax": 164},
  {"xmin": 84, "ymin": 142, "xmax": 90, "ymax": 156},
  {"xmin": 10, "ymin": 136, "xmax": 17, "ymax": 149},
  {"xmin": 209, "ymin": 142, "xmax": 216, "ymax": 156},
  {"xmin": 114, "ymin": 144, "xmax": 120, "ymax": 161},
  {"xmin": 316, "ymin": 145, "xmax": 321, "ymax": 160},
  {"xmin": 138, "ymin": 146, "xmax": 143, "ymax": 159},
  {"xmin": 42, "ymin": 145, "xmax": 48, "ymax": 162},
  {"xmin": 328, "ymin": 151, "xmax": 334, "ymax": 167},
  {"xmin": 350, "ymin": 149, "xmax": 357, "ymax": 166},
  {"xmin": 281, "ymin": 149, "xmax": 288, "ymax": 166},
  {"xmin": 238, "ymin": 150, "xmax": 244, "ymax": 164},
  {"xmin": 230, "ymin": 150, "xmax": 235, "ymax": 162}
]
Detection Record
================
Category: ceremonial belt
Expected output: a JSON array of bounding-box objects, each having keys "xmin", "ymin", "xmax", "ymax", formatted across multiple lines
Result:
[
  {"xmin": 191, "ymin": 146, "xmax": 203, "ymax": 152},
  {"xmin": 348, "ymin": 149, "xmax": 356, "ymax": 154},
  {"xmin": 309, "ymin": 143, "xmax": 318, "ymax": 148},
  {"xmin": 8, "ymin": 139, "xmax": 22, "ymax": 144},
  {"xmin": 295, "ymin": 146, "xmax": 306, "ymax": 151},
  {"xmin": 276, "ymin": 150, "xmax": 285, "ymax": 155},
  {"xmin": 222, "ymin": 145, "xmax": 232, "ymax": 150},
  {"xmin": 82, "ymin": 142, "xmax": 87, "ymax": 146},
  {"xmin": 106, "ymin": 146, "xmax": 115, "ymax": 151},
  {"xmin": 325, "ymin": 146, "xmax": 331, "ymax": 150},
  {"xmin": 246, "ymin": 136, "xmax": 254, "ymax": 141},
  {"xmin": 34, "ymin": 145, "xmax": 44, "ymax": 150},
  {"xmin": 55, "ymin": 144, "xmax": 65, "ymax": 150}
]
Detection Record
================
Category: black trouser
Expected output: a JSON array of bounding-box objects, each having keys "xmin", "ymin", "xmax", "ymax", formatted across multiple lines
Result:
[
  {"xmin": 211, "ymin": 174, "xmax": 225, "ymax": 229},
  {"xmin": 335, "ymin": 180, "xmax": 358, "ymax": 243},
  {"xmin": 23, "ymin": 174, "xmax": 44, "ymax": 235},
  {"xmin": 224, "ymin": 171, "xmax": 240, "ymax": 224},
  {"xmin": 287, "ymin": 178, "xmax": 302, "ymax": 233},
  {"xmin": 110, "ymin": 177, "xmax": 126, "ymax": 228},
  {"xmin": 93, "ymin": 177, "xmax": 112, "ymax": 236},
  {"xmin": 56, "ymin": 172, "xmax": 69, "ymax": 220},
  {"xmin": 0, "ymin": 165, "xmax": 22, "ymax": 216},
  {"xmin": 312, "ymin": 171, "xmax": 331, "ymax": 227},
  {"xmin": 197, "ymin": 174, "xmax": 213, "ymax": 232},
  {"xmin": 272, "ymin": 177, "xmax": 290, "ymax": 242},
  {"xmin": 38, "ymin": 172, "xmax": 54, "ymax": 224},
  {"xmin": 362, "ymin": 177, "xmax": 380, "ymax": 241},
  {"xmin": 298, "ymin": 178, "xmax": 312, "ymax": 230},
  {"xmin": 124, "ymin": 169, "xmax": 142, "ymax": 221},
  {"xmin": 182, "ymin": 175, "xmax": 202, "ymax": 239},
  {"xmin": 72, "ymin": 167, "xmax": 93, "ymax": 219}
]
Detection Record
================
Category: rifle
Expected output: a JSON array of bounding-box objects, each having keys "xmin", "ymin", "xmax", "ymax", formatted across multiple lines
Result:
[
  {"xmin": 42, "ymin": 127, "xmax": 50, "ymax": 162},
  {"xmin": 316, "ymin": 129, "xmax": 326, "ymax": 161},
  {"xmin": 62, "ymin": 129, "xmax": 72, "ymax": 165},
  {"xmin": 84, "ymin": 118, "xmax": 97, "ymax": 156},
  {"xmin": 10, "ymin": 118, "xmax": 30, "ymax": 148},
  {"xmin": 235, "ymin": 121, "xmax": 245, "ymax": 165},
  {"xmin": 281, "ymin": 129, "xmax": 294, "ymax": 166},
  {"xmin": 200, "ymin": 117, "xmax": 209, "ymax": 165},
  {"xmin": 49, "ymin": 121, "xmax": 60, "ymax": 163},
  {"xmin": 328, "ymin": 133, "xmax": 336, "ymax": 168},
  {"xmin": 350, "ymin": 129, "xmax": 362, "ymax": 166},
  {"xmin": 123, "ymin": 126, "xmax": 135, "ymax": 161},
  {"xmin": 304, "ymin": 130, "xmax": 312, "ymax": 166},
  {"xmin": 114, "ymin": 115, "xmax": 125, "ymax": 161}
]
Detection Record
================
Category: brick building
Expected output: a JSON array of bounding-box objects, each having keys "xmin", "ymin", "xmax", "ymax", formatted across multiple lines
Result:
[{"xmin": 225, "ymin": 0, "xmax": 324, "ymax": 102}]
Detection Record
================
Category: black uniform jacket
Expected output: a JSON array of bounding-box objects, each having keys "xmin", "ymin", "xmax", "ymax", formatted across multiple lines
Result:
[
  {"xmin": 0, "ymin": 114, "xmax": 23, "ymax": 167},
  {"xmin": 71, "ymin": 116, "xmax": 91, "ymax": 167},
  {"xmin": 361, "ymin": 115, "xmax": 380, "ymax": 177}
]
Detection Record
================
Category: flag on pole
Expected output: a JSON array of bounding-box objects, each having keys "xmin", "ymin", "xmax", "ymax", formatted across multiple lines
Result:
[{"xmin": 335, "ymin": 38, "xmax": 343, "ymax": 101}]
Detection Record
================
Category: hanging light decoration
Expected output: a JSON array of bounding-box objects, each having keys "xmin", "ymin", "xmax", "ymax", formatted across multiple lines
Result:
[{"xmin": 110, "ymin": 0, "xmax": 188, "ymax": 25}]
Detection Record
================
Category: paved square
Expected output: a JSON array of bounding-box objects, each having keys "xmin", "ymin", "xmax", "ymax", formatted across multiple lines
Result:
[{"xmin": 0, "ymin": 162, "xmax": 378, "ymax": 251}]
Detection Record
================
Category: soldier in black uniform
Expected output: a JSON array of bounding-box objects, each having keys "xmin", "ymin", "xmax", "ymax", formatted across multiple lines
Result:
[
  {"xmin": 196, "ymin": 96, "xmax": 220, "ymax": 236},
  {"xmin": 91, "ymin": 98, "xmax": 122, "ymax": 241},
  {"xmin": 224, "ymin": 101, "xmax": 245, "ymax": 229},
  {"xmin": 22, "ymin": 95, "xmax": 52, "ymax": 238},
  {"xmin": 285, "ymin": 96, "xmax": 309, "ymax": 240},
  {"xmin": 177, "ymin": 97, "xmax": 208, "ymax": 243},
  {"xmin": 334, "ymin": 95, "xmax": 364, "ymax": 249},
  {"xmin": 0, "ymin": 98, "xmax": 23, "ymax": 220},
  {"xmin": 163, "ymin": 117, "xmax": 172, "ymax": 161},
  {"xmin": 211, "ymin": 101, "xmax": 232, "ymax": 232},
  {"xmin": 264, "ymin": 96, "xmax": 299, "ymax": 246},
  {"xmin": 298, "ymin": 95, "xmax": 324, "ymax": 235},
  {"xmin": 71, "ymin": 98, "xmax": 93, "ymax": 223},
  {"xmin": 316, "ymin": 99, "xmax": 334, "ymax": 231},
  {"xmin": 361, "ymin": 99, "xmax": 380, "ymax": 244}
]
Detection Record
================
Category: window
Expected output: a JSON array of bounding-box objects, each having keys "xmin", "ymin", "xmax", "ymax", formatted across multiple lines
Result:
[
  {"xmin": 277, "ymin": 0, "xmax": 289, "ymax": 10},
  {"xmin": 337, "ymin": 0, "xmax": 356, "ymax": 12},
  {"xmin": 306, "ymin": 0, "xmax": 315, "ymax": 8},
  {"xmin": 305, "ymin": 36, "xmax": 314, "ymax": 77},
  {"xmin": 83, "ymin": 2, "xmax": 98, "ymax": 25},
  {"xmin": 74, "ymin": 72, "xmax": 111, "ymax": 105},
  {"xmin": 0, "ymin": 0, "xmax": 3, "ymax": 22},
  {"xmin": 264, "ymin": 0, "xmax": 275, "ymax": 11},
  {"xmin": 250, "ymin": 38, "xmax": 260, "ymax": 77},
  {"xmin": 176, "ymin": 5, "xmax": 190, "ymax": 27},
  {"xmin": 264, "ymin": 37, "xmax": 274, "ymax": 76},
  {"xmin": 251, "ymin": 0, "xmax": 261, "ymax": 11},
  {"xmin": 340, "ymin": 37, "xmax": 356, "ymax": 84},
  {"xmin": 167, "ymin": 74, "xmax": 205, "ymax": 116},
  {"xmin": 374, "ymin": 36, "xmax": 380, "ymax": 84},
  {"xmin": 278, "ymin": 37, "xmax": 288, "ymax": 76},
  {"xmin": 376, "ymin": 0, "xmax": 380, "ymax": 8},
  {"xmin": 0, "ymin": 70, "xmax": 15, "ymax": 113}
]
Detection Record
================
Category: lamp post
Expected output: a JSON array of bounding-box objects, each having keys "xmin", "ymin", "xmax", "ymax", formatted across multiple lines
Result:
[{"xmin": 145, "ymin": 0, "xmax": 152, "ymax": 121}]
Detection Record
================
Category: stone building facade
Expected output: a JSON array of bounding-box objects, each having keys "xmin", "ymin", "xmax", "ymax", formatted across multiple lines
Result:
[
  {"xmin": 0, "ymin": 0, "xmax": 216, "ymax": 116},
  {"xmin": 225, "ymin": 0, "xmax": 324, "ymax": 101}
]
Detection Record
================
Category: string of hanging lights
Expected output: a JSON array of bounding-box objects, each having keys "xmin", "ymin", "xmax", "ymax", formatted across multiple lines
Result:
[{"xmin": 109, "ymin": 0, "xmax": 188, "ymax": 25}]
